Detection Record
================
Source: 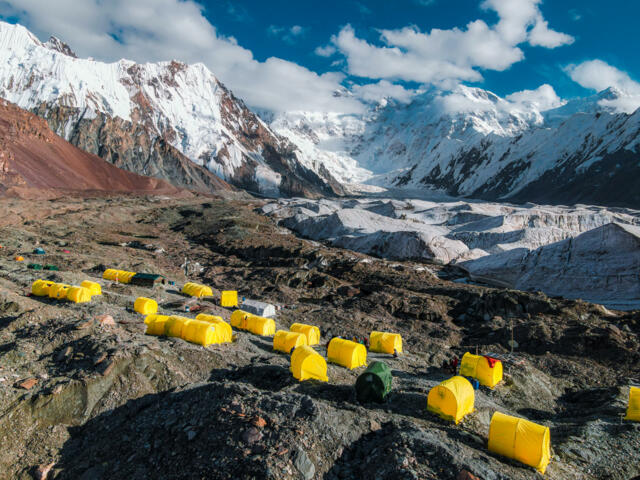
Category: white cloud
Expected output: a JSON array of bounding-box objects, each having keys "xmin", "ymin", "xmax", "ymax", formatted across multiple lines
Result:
[
  {"xmin": 565, "ymin": 60, "xmax": 640, "ymax": 113},
  {"xmin": 0, "ymin": 0, "xmax": 360, "ymax": 113},
  {"xmin": 268, "ymin": 24, "xmax": 307, "ymax": 45},
  {"xmin": 333, "ymin": 0, "xmax": 573, "ymax": 86},
  {"xmin": 352, "ymin": 80, "xmax": 415, "ymax": 104},
  {"xmin": 506, "ymin": 84, "xmax": 564, "ymax": 111},
  {"xmin": 315, "ymin": 44, "xmax": 336, "ymax": 57},
  {"xmin": 565, "ymin": 60, "xmax": 640, "ymax": 94}
]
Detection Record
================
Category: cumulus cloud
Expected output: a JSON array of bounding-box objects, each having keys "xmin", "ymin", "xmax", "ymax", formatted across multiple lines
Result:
[
  {"xmin": 565, "ymin": 60, "xmax": 640, "ymax": 113},
  {"xmin": 0, "ymin": 0, "xmax": 361, "ymax": 113},
  {"xmin": 351, "ymin": 80, "xmax": 415, "ymax": 104},
  {"xmin": 506, "ymin": 84, "xmax": 564, "ymax": 111},
  {"xmin": 332, "ymin": 0, "xmax": 573, "ymax": 86}
]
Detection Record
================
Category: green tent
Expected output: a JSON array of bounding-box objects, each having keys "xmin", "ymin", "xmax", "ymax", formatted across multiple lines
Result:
[{"xmin": 355, "ymin": 361, "xmax": 392, "ymax": 403}]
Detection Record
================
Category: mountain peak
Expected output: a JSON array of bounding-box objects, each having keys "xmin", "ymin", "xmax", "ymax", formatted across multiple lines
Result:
[{"xmin": 44, "ymin": 35, "xmax": 77, "ymax": 58}]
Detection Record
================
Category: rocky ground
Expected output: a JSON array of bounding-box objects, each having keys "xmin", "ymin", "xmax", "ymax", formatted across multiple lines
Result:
[{"xmin": 0, "ymin": 194, "xmax": 638, "ymax": 480}]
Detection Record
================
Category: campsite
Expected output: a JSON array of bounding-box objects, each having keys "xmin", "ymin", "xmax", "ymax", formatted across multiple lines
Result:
[{"xmin": 0, "ymin": 194, "xmax": 638, "ymax": 479}]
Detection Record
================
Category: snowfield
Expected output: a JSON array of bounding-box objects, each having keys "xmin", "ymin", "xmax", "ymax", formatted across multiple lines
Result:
[{"xmin": 264, "ymin": 197, "xmax": 640, "ymax": 309}]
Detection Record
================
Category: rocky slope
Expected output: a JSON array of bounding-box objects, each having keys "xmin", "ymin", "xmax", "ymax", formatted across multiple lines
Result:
[
  {"xmin": 0, "ymin": 195, "xmax": 638, "ymax": 479},
  {"xmin": 0, "ymin": 98, "xmax": 180, "ymax": 196},
  {"xmin": 268, "ymin": 86, "xmax": 640, "ymax": 208},
  {"xmin": 0, "ymin": 21, "xmax": 341, "ymax": 197},
  {"xmin": 264, "ymin": 197, "xmax": 640, "ymax": 309}
]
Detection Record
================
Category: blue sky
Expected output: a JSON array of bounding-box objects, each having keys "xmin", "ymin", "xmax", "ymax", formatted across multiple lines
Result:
[
  {"xmin": 2, "ymin": 0, "xmax": 640, "ymax": 113},
  {"xmin": 202, "ymin": 0, "xmax": 639, "ymax": 100}
]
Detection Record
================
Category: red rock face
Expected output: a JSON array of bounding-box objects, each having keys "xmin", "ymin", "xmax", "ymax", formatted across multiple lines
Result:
[{"xmin": 0, "ymin": 99, "xmax": 180, "ymax": 196}]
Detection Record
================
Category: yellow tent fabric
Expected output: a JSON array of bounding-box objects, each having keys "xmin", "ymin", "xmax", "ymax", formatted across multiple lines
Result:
[
  {"xmin": 165, "ymin": 316, "xmax": 193, "ymax": 338},
  {"xmin": 230, "ymin": 310, "xmax": 275, "ymax": 336},
  {"xmin": 144, "ymin": 314, "xmax": 169, "ymax": 325},
  {"xmin": 246, "ymin": 315, "xmax": 276, "ymax": 336},
  {"xmin": 230, "ymin": 309, "xmax": 251, "ymax": 329},
  {"xmin": 102, "ymin": 269, "xmax": 136, "ymax": 283},
  {"xmin": 427, "ymin": 376, "xmax": 475, "ymax": 424},
  {"xmin": 31, "ymin": 279, "xmax": 55, "ymax": 297},
  {"xmin": 134, "ymin": 297, "xmax": 158, "ymax": 315},
  {"xmin": 290, "ymin": 323, "xmax": 321, "ymax": 346},
  {"xmin": 327, "ymin": 338, "xmax": 367, "ymax": 369},
  {"xmin": 220, "ymin": 290, "xmax": 238, "ymax": 307},
  {"xmin": 145, "ymin": 316, "xmax": 170, "ymax": 336},
  {"xmin": 488, "ymin": 411, "xmax": 551, "ymax": 474},
  {"xmin": 369, "ymin": 331, "xmax": 403, "ymax": 354},
  {"xmin": 459, "ymin": 352, "xmax": 503, "ymax": 388},
  {"xmin": 81, "ymin": 280, "xmax": 102, "ymax": 296},
  {"xmin": 15, "ymin": 256, "xmax": 24, "ymax": 262},
  {"xmin": 48, "ymin": 283, "xmax": 71, "ymax": 300},
  {"xmin": 273, "ymin": 330, "xmax": 308, "ymax": 354},
  {"xmin": 625, "ymin": 386, "xmax": 640, "ymax": 421},
  {"xmin": 182, "ymin": 319, "xmax": 228, "ymax": 346},
  {"xmin": 181, "ymin": 282, "xmax": 213, "ymax": 298},
  {"xmin": 195, "ymin": 314, "xmax": 233, "ymax": 343},
  {"xmin": 66, "ymin": 286, "xmax": 92, "ymax": 303},
  {"xmin": 290, "ymin": 345, "xmax": 328, "ymax": 382}
]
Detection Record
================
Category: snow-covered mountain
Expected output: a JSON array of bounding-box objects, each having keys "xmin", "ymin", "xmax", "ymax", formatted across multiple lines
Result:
[
  {"xmin": 0, "ymin": 21, "xmax": 341, "ymax": 197},
  {"xmin": 268, "ymin": 85, "xmax": 640, "ymax": 208}
]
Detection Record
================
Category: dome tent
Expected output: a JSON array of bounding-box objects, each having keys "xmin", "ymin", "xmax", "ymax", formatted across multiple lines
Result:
[
  {"xmin": 66, "ymin": 286, "xmax": 92, "ymax": 303},
  {"xmin": 134, "ymin": 297, "xmax": 158, "ymax": 315},
  {"xmin": 459, "ymin": 352, "xmax": 503, "ymax": 388},
  {"xmin": 81, "ymin": 280, "xmax": 102, "ymax": 296},
  {"xmin": 31, "ymin": 279, "xmax": 54, "ymax": 296},
  {"xmin": 290, "ymin": 346, "xmax": 328, "ymax": 382},
  {"xmin": 327, "ymin": 338, "xmax": 367, "ymax": 370},
  {"xmin": 273, "ymin": 330, "xmax": 307, "ymax": 354},
  {"xmin": 427, "ymin": 376, "xmax": 474, "ymax": 424},
  {"xmin": 103, "ymin": 269, "xmax": 136, "ymax": 284},
  {"xmin": 488, "ymin": 411, "xmax": 551, "ymax": 474},
  {"xmin": 195, "ymin": 314, "xmax": 233, "ymax": 343},
  {"xmin": 181, "ymin": 282, "xmax": 213, "ymax": 298},
  {"xmin": 355, "ymin": 361, "xmax": 393, "ymax": 403},
  {"xmin": 369, "ymin": 331, "xmax": 403, "ymax": 355},
  {"xmin": 290, "ymin": 323, "xmax": 321, "ymax": 345}
]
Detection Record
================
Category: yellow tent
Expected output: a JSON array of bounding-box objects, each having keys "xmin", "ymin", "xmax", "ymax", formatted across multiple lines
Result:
[
  {"xmin": 246, "ymin": 315, "xmax": 276, "ymax": 336},
  {"xmin": 369, "ymin": 331, "xmax": 403, "ymax": 354},
  {"xmin": 273, "ymin": 330, "xmax": 308, "ymax": 354},
  {"xmin": 181, "ymin": 282, "xmax": 213, "ymax": 298},
  {"xmin": 134, "ymin": 297, "xmax": 158, "ymax": 315},
  {"xmin": 48, "ymin": 283, "xmax": 71, "ymax": 300},
  {"xmin": 195, "ymin": 314, "xmax": 233, "ymax": 343},
  {"xmin": 144, "ymin": 314, "xmax": 169, "ymax": 325},
  {"xmin": 625, "ymin": 386, "xmax": 640, "ymax": 421},
  {"xmin": 327, "ymin": 338, "xmax": 367, "ymax": 370},
  {"xmin": 290, "ymin": 323, "xmax": 321, "ymax": 346},
  {"xmin": 221, "ymin": 290, "xmax": 238, "ymax": 307},
  {"xmin": 488, "ymin": 411, "xmax": 551, "ymax": 474},
  {"xmin": 290, "ymin": 345, "xmax": 328, "ymax": 382},
  {"xmin": 230, "ymin": 309, "xmax": 251, "ymax": 329},
  {"xmin": 459, "ymin": 352, "xmax": 503, "ymax": 388},
  {"xmin": 103, "ymin": 269, "xmax": 136, "ymax": 283},
  {"xmin": 182, "ymin": 319, "xmax": 229, "ymax": 346},
  {"xmin": 145, "ymin": 315, "xmax": 170, "ymax": 336},
  {"xmin": 230, "ymin": 310, "xmax": 275, "ymax": 336},
  {"xmin": 31, "ymin": 279, "xmax": 55, "ymax": 297},
  {"xmin": 427, "ymin": 376, "xmax": 475, "ymax": 424},
  {"xmin": 165, "ymin": 316, "xmax": 193, "ymax": 338},
  {"xmin": 81, "ymin": 280, "xmax": 102, "ymax": 296},
  {"xmin": 15, "ymin": 256, "xmax": 24, "ymax": 262},
  {"xmin": 66, "ymin": 286, "xmax": 92, "ymax": 303}
]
